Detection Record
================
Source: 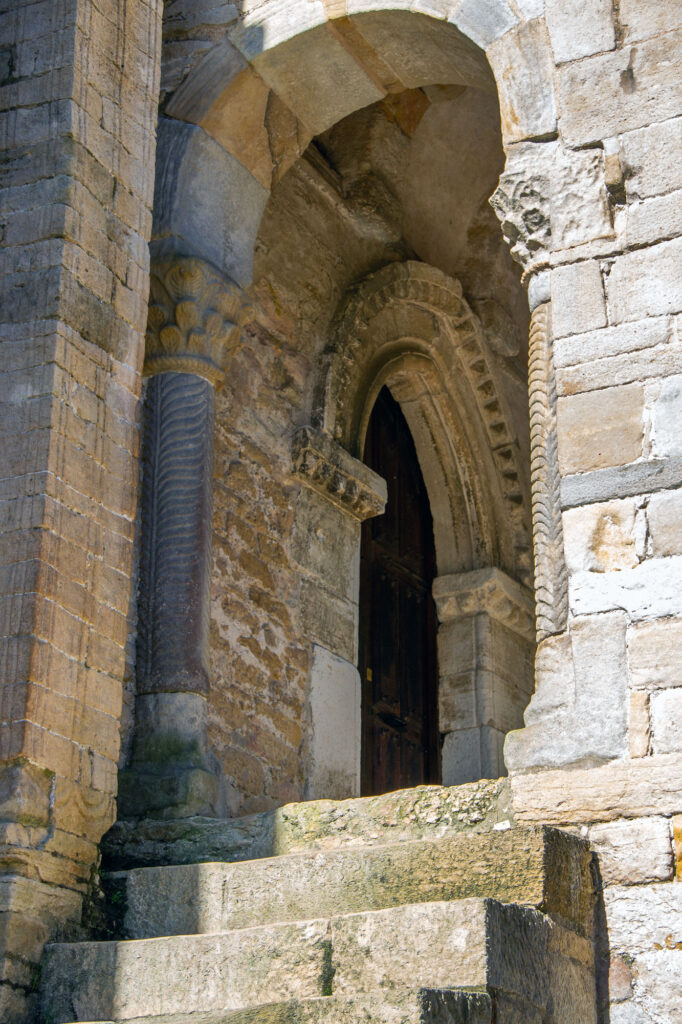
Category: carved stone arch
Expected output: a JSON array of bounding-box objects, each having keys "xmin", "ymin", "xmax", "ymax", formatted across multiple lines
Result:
[
  {"xmin": 316, "ymin": 260, "xmax": 531, "ymax": 585},
  {"xmin": 296, "ymin": 260, "xmax": 535, "ymax": 793}
]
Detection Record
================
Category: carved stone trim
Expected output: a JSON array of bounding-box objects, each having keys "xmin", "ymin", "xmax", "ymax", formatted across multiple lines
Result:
[
  {"xmin": 490, "ymin": 171, "xmax": 551, "ymax": 285},
  {"xmin": 292, "ymin": 426, "xmax": 387, "ymax": 521},
  {"xmin": 433, "ymin": 567, "xmax": 535, "ymax": 643},
  {"xmin": 145, "ymin": 257, "xmax": 249, "ymax": 387},
  {"xmin": 527, "ymin": 302, "xmax": 568, "ymax": 641}
]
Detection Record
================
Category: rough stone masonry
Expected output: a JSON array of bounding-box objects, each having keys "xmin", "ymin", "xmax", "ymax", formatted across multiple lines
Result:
[{"xmin": 0, "ymin": 0, "xmax": 681, "ymax": 1022}]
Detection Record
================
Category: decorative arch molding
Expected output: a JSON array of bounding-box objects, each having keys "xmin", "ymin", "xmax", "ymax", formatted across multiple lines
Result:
[{"xmin": 316, "ymin": 260, "xmax": 531, "ymax": 585}]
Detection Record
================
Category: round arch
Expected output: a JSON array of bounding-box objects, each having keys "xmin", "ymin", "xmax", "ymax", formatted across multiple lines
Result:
[{"xmin": 151, "ymin": 2, "xmax": 557, "ymax": 288}]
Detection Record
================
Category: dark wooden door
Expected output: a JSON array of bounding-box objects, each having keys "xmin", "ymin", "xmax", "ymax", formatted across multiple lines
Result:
[{"xmin": 359, "ymin": 387, "xmax": 440, "ymax": 796}]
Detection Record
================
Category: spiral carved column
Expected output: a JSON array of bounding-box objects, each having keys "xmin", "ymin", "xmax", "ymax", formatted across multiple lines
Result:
[
  {"xmin": 527, "ymin": 302, "xmax": 568, "ymax": 641},
  {"xmin": 119, "ymin": 257, "xmax": 245, "ymax": 820}
]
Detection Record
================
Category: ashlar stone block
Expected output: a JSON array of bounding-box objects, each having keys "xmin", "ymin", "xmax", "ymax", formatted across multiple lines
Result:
[
  {"xmin": 562, "ymin": 499, "xmax": 638, "ymax": 573},
  {"xmin": 606, "ymin": 238, "xmax": 682, "ymax": 324},
  {"xmin": 650, "ymin": 688, "xmax": 682, "ymax": 755},
  {"xmin": 647, "ymin": 489, "xmax": 682, "ymax": 557},
  {"xmin": 551, "ymin": 261, "xmax": 606, "ymax": 340},
  {"xmin": 620, "ymin": 118, "xmax": 682, "ymax": 201},
  {"xmin": 629, "ymin": 617, "xmax": 682, "ymax": 689},
  {"xmin": 588, "ymin": 816, "xmax": 673, "ymax": 885},
  {"xmin": 556, "ymin": 384, "xmax": 644, "ymax": 475},
  {"xmin": 545, "ymin": 0, "xmax": 615, "ymax": 63},
  {"xmin": 648, "ymin": 376, "xmax": 682, "ymax": 459}
]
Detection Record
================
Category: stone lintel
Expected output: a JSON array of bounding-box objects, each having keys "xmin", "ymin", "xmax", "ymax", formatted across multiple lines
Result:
[
  {"xmin": 561, "ymin": 455, "xmax": 682, "ymax": 510},
  {"xmin": 433, "ymin": 567, "xmax": 535, "ymax": 641},
  {"xmin": 292, "ymin": 426, "xmax": 387, "ymax": 521}
]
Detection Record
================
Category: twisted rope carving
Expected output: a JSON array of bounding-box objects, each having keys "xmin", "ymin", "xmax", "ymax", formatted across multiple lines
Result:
[
  {"xmin": 528, "ymin": 302, "xmax": 568, "ymax": 640},
  {"xmin": 136, "ymin": 373, "xmax": 214, "ymax": 696}
]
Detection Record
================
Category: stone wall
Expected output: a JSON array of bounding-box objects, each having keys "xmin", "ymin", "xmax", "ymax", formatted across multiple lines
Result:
[{"xmin": 0, "ymin": 0, "xmax": 162, "ymax": 1017}]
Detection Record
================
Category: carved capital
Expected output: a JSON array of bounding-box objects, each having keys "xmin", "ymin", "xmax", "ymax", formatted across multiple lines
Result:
[
  {"xmin": 145, "ymin": 257, "xmax": 250, "ymax": 386},
  {"xmin": 433, "ymin": 567, "xmax": 535, "ymax": 642},
  {"xmin": 292, "ymin": 426, "xmax": 387, "ymax": 521},
  {"xmin": 490, "ymin": 171, "xmax": 551, "ymax": 284}
]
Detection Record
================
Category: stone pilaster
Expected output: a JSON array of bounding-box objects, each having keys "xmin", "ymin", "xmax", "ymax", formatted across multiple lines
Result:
[
  {"xmin": 119, "ymin": 257, "xmax": 246, "ymax": 819},
  {"xmin": 291, "ymin": 427, "xmax": 387, "ymax": 800},
  {"xmin": 433, "ymin": 568, "xmax": 535, "ymax": 785}
]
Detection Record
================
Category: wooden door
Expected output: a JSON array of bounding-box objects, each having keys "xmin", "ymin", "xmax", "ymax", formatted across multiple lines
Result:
[{"xmin": 359, "ymin": 386, "xmax": 440, "ymax": 796}]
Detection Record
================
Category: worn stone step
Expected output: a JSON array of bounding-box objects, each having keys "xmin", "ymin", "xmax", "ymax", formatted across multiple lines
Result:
[
  {"xmin": 102, "ymin": 781, "xmax": 510, "ymax": 871},
  {"xmin": 113, "ymin": 826, "xmax": 593, "ymax": 940},
  {"xmin": 54, "ymin": 988, "xmax": 495, "ymax": 1024},
  {"xmin": 40, "ymin": 899, "xmax": 596, "ymax": 1024}
]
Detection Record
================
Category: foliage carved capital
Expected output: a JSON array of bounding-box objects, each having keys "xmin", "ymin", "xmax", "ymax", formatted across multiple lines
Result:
[
  {"xmin": 433, "ymin": 568, "xmax": 535, "ymax": 642},
  {"xmin": 489, "ymin": 171, "xmax": 551, "ymax": 283},
  {"xmin": 145, "ymin": 257, "xmax": 250, "ymax": 386}
]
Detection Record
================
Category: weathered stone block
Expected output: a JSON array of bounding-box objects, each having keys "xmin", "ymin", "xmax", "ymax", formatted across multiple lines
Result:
[
  {"xmin": 307, "ymin": 645, "xmax": 361, "ymax": 800},
  {"xmin": 558, "ymin": 31, "xmax": 682, "ymax": 146},
  {"xmin": 551, "ymin": 261, "xmax": 606, "ymax": 340},
  {"xmin": 606, "ymin": 238, "xmax": 682, "ymax": 324},
  {"xmin": 629, "ymin": 690, "xmax": 651, "ymax": 758},
  {"xmin": 487, "ymin": 18, "xmax": 556, "ymax": 144},
  {"xmin": 650, "ymin": 688, "xmax": 682, "ymax": 755},
  {"xmin": 620, "ymin": 118, "xmax": 682, "ymax": 201},
  {"xmin": 557, "ymin": 384, "xmax": 644, "ymax": 475},
  {"xmin": 571, "ymin": 557, "xmax": 682, "ymax": 621},
  {"xmin": 618, "ymin": 0, "xmax": 682, "ymax": 44},
  {"xmin": 562, "ymin": 499, "xmax": 638, "ymax": 573},
  {"xmin": 588, "ymin": 816, "xmax": 673, "ymax": 885},
  {"xmin": 647, "ymin": 490, "xmax": 682, "ymax": 557},
  {"xmin": 545, "ymin": 0, "xmax": 615, "ymax": 63},
  {"xmin": 649, "ymin": 376, "xmax": 682, "ymax": 458}
]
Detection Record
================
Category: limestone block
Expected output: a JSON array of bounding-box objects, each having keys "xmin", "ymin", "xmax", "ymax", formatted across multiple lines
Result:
[
  {"xmin": 551, "ymin": 261, "xmax": 606, "ymax": 340},
  {"xmin": 244, "ymin": 23, "xmax": 383, "ymax": 135},
  {"xmin": 620, "ymin": 118, "xmax": 682, "ymax": 201},
  {"xmin": 628, "ymin": 950, "xmax": 682, "ymax": 1024},
  {"xmin": 556, "ymin": 384, "xmax": 644, "ymax": 475},
  {"xmin": 629, "ymin": 690, "xmax": 651, "ymax": 758},
  {"xmin": 553, "ymin": 318, "xmax": 672, "ymax": 371},
  {"xmin": 505, "ymin": 612, "xmax": 628, "ymax": 771},
  {"xmin": 299, "ymin": 577, "xmax": 357, "ymax": 663},
  {"xmin": 523, "ymin": 632, "xmax": 575, "ymax": 725},
  {"xmin": 649, "ymin": 376, "xmax": 682, "ymax": 458},
  {"xmin": 562, "ymin": 499, "xmax": 638, "ymax": 573},
  {"xmin": 626, "ymin": 190, "xmax": 682, "ymax": 249},
  {"xmin": 557, "ymin": 31, "xmax": 682, "ymax": 146},
  {"xmin": 0, "ymin": 761, "xmax": 52, "ymax": 828},
  {"xmin": 650, "ymin": 688, "xmax": 682, "ymax": 755},
  {"xmin": 119, "ymin": 826, "xmax": 593, "ymax": 939},
  {"xmin": 230, "ymin": 0, "xmax": 328, "ymax": 56},
  {"xmin": 588, "ymin": 816, "xmax": 673, "ymax": 886},
  {"xmin": 647, "ymin": 490, "xmax": 682, "ymax": 557},
  {"xmin": 545, "ymin": 0, "xmax": 615, "ymax": 63},
  {"xmin": 618, "ymin": 0, "xmax": 682, "ymax": 44},
  {"xmin": 606, "ymin": 238, "xmax": 682, "ymax": 324},
  {"xmin": 487, "ymin": 18, "xmax": 556, "ymax": 144},
  {"xmin": 629, "ymin": 618, "xmax": 682, "ymax": 689},
  {"xmin": 604, "ymin": 883, "xmax": 682, "ymax": 955},
  {"xmin": 511, "ymin": 753, "xmax": 682, "ymax": 826},
  {"xmin": 449, "ymin": 0, "xmax": 518, "ymax": 49},
  {"xmin": 571, "ymin": 557, "xmax": 682, "ymax": 620},
  {"xmin": 307, "ymin": 645, "xmax": 361, "ymax": 800}
]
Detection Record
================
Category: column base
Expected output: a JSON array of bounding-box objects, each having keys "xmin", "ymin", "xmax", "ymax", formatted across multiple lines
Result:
[{"xmin": 117, "ymin": 764, "xmax": 224, "ymax": 820}]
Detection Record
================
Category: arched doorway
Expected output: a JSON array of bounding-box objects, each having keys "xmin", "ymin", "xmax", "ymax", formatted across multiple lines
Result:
[{"xmin": 359, "ymin": 387, "xmax": 440, "ymax": 795}]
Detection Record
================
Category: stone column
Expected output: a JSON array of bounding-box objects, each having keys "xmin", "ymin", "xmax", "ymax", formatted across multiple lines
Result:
[
  {"xmin": 119, "ymin": 257, "xmax": 246, "ymax": 819},
  {"xmin": 433, "ymin": 568, "xmax": 535, "ymax": 784},
  {"xmin": 291, "ymin": 427, "xmax": 387, "ymax": 799}
]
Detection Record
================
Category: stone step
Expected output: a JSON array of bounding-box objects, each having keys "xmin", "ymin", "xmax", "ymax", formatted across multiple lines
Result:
[
  {"xmin": 112, "ymin": 826, "xmax": 593, "ymax": 940},
  {"xmin": 39, "ymin": 898, "xmax": 596, "ymax": 1024},
  {"xmin": 101, "ymin": 781, "xmax": 509, "ymax": 871},
  {"xmin": 54, "ymin": 989, "xmax": 495, "ymax": 1024}
]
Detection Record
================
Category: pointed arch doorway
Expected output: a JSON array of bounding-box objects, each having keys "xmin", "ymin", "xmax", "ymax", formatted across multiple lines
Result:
[{"xmin": 359, "ymin": 386, "xmax": 440, "ymax": 796}]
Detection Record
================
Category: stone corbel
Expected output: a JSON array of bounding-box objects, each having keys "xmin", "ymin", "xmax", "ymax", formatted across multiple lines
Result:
[
  {"xmin": 433, "ymin": 567, "xmax": 535, "ymax": 641},
  {"xmin": 490, "ymin": 161, "xmax": 551, "ymax": 311},
  {"xmin": 292, "ymin": 425, "xmax": 387, "ymax": 521}
]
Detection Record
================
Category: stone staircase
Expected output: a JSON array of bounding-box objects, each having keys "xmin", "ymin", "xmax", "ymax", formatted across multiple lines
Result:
[{"xmin": 38, "ymin": 785, "xmax": 599, "ymax": 1024}]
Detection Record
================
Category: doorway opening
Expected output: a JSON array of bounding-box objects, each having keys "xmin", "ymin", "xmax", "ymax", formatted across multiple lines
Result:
[{"xmin": 359, "ymin": 386, "xmax": 440, "ymax": 796}]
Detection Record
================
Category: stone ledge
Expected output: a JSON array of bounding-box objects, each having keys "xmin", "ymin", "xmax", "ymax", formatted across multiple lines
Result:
[
  {"xmin": 292, "ymin": 426, "xmax": 387, "ymax": 521},
  {"xmin": 561, "ymin": 456, "xmax": 682, "ymax": 509},
  {"xmin": 433, "ymin": 567, "xmax": 535, "ymax": 641}
]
